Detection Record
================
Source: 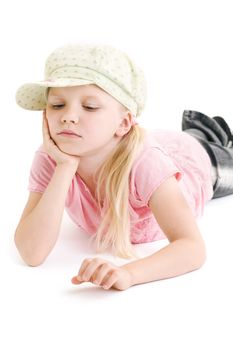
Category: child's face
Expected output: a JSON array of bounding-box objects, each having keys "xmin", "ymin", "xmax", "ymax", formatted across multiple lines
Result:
[{"xmin": 45, "ymin": 85, "xmax": 133, "ymax": 157}]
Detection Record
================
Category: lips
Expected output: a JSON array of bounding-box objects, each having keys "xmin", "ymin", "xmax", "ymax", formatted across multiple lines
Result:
[{"xmin": 57, "ymin": 129, "xmax": 81, "ymax": 137}]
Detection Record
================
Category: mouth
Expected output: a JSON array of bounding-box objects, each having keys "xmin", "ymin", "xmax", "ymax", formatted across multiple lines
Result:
[{"xmin": 57, "ymin": 131, "xmax": 82, "ymax": 138}]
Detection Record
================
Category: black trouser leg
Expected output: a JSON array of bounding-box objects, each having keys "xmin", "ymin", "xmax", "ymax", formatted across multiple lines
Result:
[{"xmin": 182, "ymin": 110, "xmax": 233, "ymax": 199}]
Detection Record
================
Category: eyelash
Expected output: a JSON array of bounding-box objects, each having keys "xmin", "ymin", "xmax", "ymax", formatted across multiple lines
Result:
[{"xmin": 51, "ymin": 104, "xmax": 98, "ymax": 111}]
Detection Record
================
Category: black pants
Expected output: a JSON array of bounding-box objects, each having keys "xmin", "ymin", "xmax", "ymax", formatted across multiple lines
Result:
[{"xmin": 182, "ymin": 110, "xmax": 233, "ymax": 199}]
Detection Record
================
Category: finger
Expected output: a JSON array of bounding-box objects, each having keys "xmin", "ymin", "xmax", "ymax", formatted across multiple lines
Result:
[
  {"xmin": 77, "ymin": 258, "xmax": 92, "ymax": 279},
  {"xmin": 71, "ymin": 276, "xmax": 83, "ymax": 285},
  {"xmin": 42, "ymin": 113, "xmax": 50, "ymax": 139},
  {"xmin": 93, "ymin": 263, "xmax": 112, "ymax": 286},
  {"xmin": 42, "ymin": 114, "xmax": 55, "ymax": 150},
  {"xmin": 43, "ymin": 114, "xmax": 49, "ymax": 132},
  {"xmin": 42, "ymin": 110, "xmax": 47, "ymax": 125},
  {"xmin": 101, "ymin": 271, "xmax": 119, "ymax": 290},
  {"xmin": 79, "ymin": 258, "xmax": 106, "ymax": 282}
]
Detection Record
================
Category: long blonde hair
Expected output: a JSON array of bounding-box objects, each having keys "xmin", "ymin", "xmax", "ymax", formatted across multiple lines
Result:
[
  {"xmin": 46, "ymin": 87, "xmax": 146, "ymax": 257},
  {"xmin": 92, "ymin": 124, "xmax": 146, "ymax": 259}
]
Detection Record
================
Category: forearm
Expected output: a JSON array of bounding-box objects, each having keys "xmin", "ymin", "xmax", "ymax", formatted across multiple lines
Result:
[
  {"xmin": 123, "ymin": 238, "xmax": 206, "ymax": 286},
  {"xmin": 15, "ymin": 164, "xmax": 76, "ymax": 266}
]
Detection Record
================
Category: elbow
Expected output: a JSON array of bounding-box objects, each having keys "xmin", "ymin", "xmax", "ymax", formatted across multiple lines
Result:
[
  {"xmin": 19, "ymin": 251, "xmax": 47, "ymax": 267},
  {"xmin": 25, "ymin": 256, "xmax": 46, "ymax": 267},
  {"xmin": 14, "ymin": 235, "xmax": 47, "ymax": 267},
  {"xmin": 190, "ymin": 238, "xmax": 207, "ymax": 271},
  {"xmin": 193, "ymin": 253, "xmax": 206, "ymax": 271}
]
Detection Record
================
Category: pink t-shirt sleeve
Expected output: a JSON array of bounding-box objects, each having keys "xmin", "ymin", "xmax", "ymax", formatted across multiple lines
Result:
[
  {"xmin": 27, "ymin": 145, "xmax": 56, "ymax": 193},
  {"xmin": 130, "ymin": 146, "xmax": 183, "ymax": 206}
]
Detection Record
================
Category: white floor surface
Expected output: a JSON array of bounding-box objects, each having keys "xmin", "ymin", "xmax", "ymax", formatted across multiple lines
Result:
[
  {"xmin": 1, "ymin": 194, "xmax": 233, "ymax": 350},
  {"xmin": 1, "ymin": 1, "xmax": 233, "ymax": 349}
]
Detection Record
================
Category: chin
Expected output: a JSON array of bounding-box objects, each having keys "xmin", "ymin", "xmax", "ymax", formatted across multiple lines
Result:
[{"xmin": 57, "ymin": 143, "xmax": 81, "ymax": 157}]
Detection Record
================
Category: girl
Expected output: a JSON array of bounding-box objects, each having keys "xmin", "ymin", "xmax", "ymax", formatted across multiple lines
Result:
[{"xmin": 15, "ymin": 45, "xmax": 233, "ymax": 291}]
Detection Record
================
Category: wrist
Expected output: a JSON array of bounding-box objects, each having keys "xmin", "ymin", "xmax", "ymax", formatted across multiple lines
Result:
[
  {"xmin": 122, "ymin": 263, "xmax": 137, "ymax": 287},
  {"xmin": 56, "ymin": 162, "xmax": 78, "ymax": 174}
]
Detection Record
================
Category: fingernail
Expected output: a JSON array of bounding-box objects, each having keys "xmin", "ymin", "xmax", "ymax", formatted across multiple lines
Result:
[{"xmin": 71, "ymin": 276, "xmax": 82, "ymax": 284}]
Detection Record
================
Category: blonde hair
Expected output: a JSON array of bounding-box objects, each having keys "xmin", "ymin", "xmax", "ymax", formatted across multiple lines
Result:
[
  {"xmin": 92, "ymin": 124, "xmax": 146, "ymax": 259},
  {"xmin": 46, "ymin": 87, "xmax": 146, "ymax": 258}
]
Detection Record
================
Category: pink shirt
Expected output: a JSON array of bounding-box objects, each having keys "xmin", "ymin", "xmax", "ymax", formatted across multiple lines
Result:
[{"xmin": 28, "ymin": 130, "xmax": 213, "ymax": 243}]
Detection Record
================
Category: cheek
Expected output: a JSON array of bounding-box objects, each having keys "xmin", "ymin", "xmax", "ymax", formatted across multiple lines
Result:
[
  {"xmin": 85, "ymin": 118, "xmax": 117, "ymax": 135},
  {"xmin": 46, "ymin": 117, "xmax": 58, "ymax": 135},
  {"xmin": 87, "ymin": 126, "xmax": 114, "ymax": 142}
]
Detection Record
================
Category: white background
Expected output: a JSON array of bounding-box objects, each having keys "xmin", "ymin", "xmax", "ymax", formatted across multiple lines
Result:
[{"xmin": 1, "ymin": 0, "xmax": 233, "ymax": 349}]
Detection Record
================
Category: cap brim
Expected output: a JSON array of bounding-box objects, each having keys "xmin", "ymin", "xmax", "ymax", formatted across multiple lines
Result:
[{"xmin": 16, "ymin": 78, "xmax": 93, "ymax": 110}]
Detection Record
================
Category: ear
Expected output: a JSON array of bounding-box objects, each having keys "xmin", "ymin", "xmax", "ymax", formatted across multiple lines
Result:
[{"xmin": 115, "ymin": 111, "xmax": 134, "ymax": 137}]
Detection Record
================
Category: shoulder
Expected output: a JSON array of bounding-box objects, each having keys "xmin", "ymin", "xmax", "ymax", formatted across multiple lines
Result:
[
  {"xmin": 129, "ymin": 132, "xmax": 183, "ymax": 205},
  {"xmin": 28, "ymin": 145, "xmax": 56, "ymax": 178},
  {"xmin": 148, "ymin": 175, "xmax": 203, "ymax": 242},
  {"xmin": 32, "ymin": 144, "xmax": 56, "ymax": 168},
  {"xmin": 28, "ymin": 145, "xmax": 57, "ymax": 192},
  {"xmin": 131, "ymin": 129, "xmax": 182, "ymax": 175}
]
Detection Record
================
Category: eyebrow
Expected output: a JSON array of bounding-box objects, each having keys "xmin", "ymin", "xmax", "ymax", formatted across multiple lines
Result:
[{"xmin": 48, "ymin": 94, "xmax": 103, "ymax": 101}]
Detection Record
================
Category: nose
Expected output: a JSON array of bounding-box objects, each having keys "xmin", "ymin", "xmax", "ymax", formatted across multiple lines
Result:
[
  {"xmin": 61, "ymin": 111, "xmax": 79, "ymax": 124},
  {"xmin": 61, "ymin": 116, "xmax": 79, "ymax": 124}
]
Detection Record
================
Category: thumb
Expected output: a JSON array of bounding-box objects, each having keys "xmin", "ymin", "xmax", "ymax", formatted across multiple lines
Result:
[{"xmin": 71, "ymin": 276, "xmax": 83, "ymax": 285}]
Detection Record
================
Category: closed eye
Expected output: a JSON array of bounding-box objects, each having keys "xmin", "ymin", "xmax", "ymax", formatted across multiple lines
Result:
[
  {"xmin": 50, "ymin": 104, "xmax": 98, "ymax": 111},
  {"xmin": 83, "ymin": 106, "xmax": 99, "ymax": 111},
  {"xmin": 52, "ymin": 104, "xmax": 65, "ymax": 109}
]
